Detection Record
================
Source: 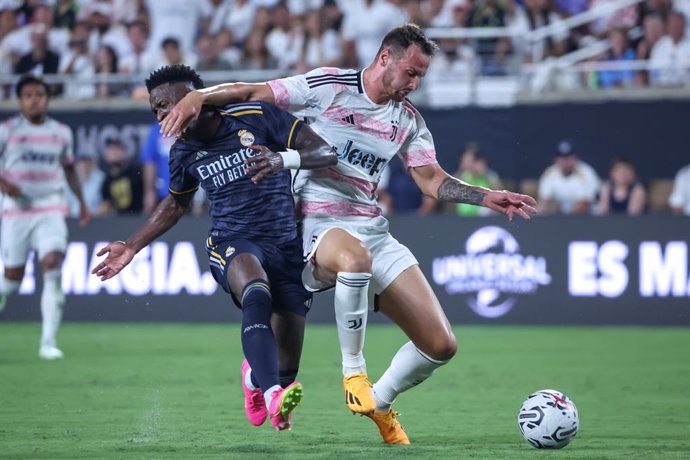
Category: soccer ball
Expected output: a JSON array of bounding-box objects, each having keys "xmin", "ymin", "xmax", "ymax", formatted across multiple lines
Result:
[{"xmin": 518, "ymin": 389, "xmax": 579, "ymax": 449}]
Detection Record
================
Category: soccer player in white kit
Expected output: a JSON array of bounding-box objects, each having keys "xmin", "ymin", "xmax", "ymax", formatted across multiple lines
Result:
[
  {"xmin": 161, "ymin": 24, "xmax": 537, "ymax": 444},
  {"xmin": 0, "ymin": 75, "xmax": 91, "ymax": 360}
]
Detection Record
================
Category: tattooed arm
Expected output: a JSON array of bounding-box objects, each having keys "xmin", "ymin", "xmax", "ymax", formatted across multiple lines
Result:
[{"xmin": 410, "ymin": 163, "xmax": 538, "ymax": 221}]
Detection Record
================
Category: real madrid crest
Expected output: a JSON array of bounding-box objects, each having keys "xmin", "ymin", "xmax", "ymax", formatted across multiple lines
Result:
[{"xmin": 238, "ymin": 129, "xmax": 255, "ymax": 147}]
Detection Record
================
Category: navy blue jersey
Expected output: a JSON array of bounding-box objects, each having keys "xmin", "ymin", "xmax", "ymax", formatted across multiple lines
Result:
[{"xmin": 168, "ymin": 101, "xmax": 304, "ymax": 243}]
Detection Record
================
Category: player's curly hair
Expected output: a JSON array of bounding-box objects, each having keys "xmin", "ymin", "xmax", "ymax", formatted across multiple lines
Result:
[{"xmin": 145, "ymin": 64, "xmax": 204, "ymax": 93}]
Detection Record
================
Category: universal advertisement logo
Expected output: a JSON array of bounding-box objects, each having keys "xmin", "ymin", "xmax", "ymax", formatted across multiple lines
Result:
[{"xmin": 432, "ymin": 226, "xmax": 552, "ymax": 318}]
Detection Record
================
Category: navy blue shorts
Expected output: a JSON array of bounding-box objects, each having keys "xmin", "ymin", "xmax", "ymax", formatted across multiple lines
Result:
[{"xmin": 205, "ymin": 235, "xmax": 312, "ymax": 316}]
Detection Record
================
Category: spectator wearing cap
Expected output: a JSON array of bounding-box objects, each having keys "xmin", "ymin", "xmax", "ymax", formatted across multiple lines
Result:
[
  {"xmin": 538, "ymin": 141, "xmax": 601, "ymax": 214},
  {"xmin": 669, "ymin": 163, "xmax": 690, "ymax": 215},
  {"xmin": 99, "ymin": 138, "xmax": 144, "ymax": 216}
]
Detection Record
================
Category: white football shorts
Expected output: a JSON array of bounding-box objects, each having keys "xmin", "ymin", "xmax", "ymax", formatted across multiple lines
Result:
[
  {"xmin": 301, "ymin": 215, "xmax": 418, "ymax": 302},
  {"xmin": 1, "ymin": 212, "xmax": 68, "ymax": 267}
]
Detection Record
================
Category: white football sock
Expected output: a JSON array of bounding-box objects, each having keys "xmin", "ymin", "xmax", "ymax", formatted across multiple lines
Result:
[
  {"xmin": 0, "ymin": 277, "xmax": 21, "ymax": 309},
  {"xmin": 334, "ymin": 272, "xmax": 371, "ymax": 376},
  {"xmin": 40, "ymin": 270, "xmax": 64, "ymax": 349},
  {"xmin": 244, "ymin": 367, "xmax": 257, "ymax": 391},
  {"xmin": 373, "ymin": 341, "xmax": 450, "ymax": 411},
  {"xmin": 264, "ymin": 384, "xmax": 282, "ymax": 410},
  {"xmin": 0, "ymin": 277, "xmax": 21, "ymax": 294}
]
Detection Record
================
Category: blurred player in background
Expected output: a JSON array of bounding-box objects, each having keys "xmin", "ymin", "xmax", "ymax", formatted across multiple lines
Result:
[
  {"xmin": 92, "ymin": 65, "xmax": 337, "ymax": 431},
  {"xmin": 161, "ymin": 24, "xmax": 536, "ymax": 444},
  {"xmin": 0, "ymin": 75, "xmax": 90, "ymax": 360}
]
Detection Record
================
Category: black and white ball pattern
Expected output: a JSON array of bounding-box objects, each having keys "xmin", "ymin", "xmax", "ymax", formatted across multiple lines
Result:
[{"xmin": 518, "ymin": 389, "xmax": 579, "ymax": 449}]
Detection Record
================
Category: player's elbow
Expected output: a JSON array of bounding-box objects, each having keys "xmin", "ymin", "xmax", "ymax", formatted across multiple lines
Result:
[{"xmin": 325, "ymin": 148, "xmax": 338, "ymax": 166}]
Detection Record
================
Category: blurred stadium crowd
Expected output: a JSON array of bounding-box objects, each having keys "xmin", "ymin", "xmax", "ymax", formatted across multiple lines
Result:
[
  {"xmin": 66, "ymin": 135, "xmax": 690, "ymax": 220},
  {"xmin": 0, "ymin": 0, "xmax": 689, "ymax": 98},
  {"xmin": 1, "ymin": 0, "xmax": 688, "ymax": 218}
]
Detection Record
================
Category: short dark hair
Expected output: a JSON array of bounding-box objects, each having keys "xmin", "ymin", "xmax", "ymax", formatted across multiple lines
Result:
[
  {"xmin": 16, "ymin": 74, "xmax": 50, "ymax": 98},
  {"xmin": 611, "ymin": 156, "xmax": 635, "ymax": 169},
  {"xmin": 105, "ymin": 137, "xmax": 125, "ymax": 148},
  {"xmin": 376, "ymin": 24, "xmax": 438, "ymax": 59},
  {"xmin": 145, "ymin": 64, "xmax": 205, "ymax": 93},
  {"xmin": 161, "ymin": 37, "xmax": 180, "ymax": 50}
]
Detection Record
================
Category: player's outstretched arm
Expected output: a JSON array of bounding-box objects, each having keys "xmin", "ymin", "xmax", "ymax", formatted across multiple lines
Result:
[
  {"xmin": 245, "ymin": 125, "xmax": 337, "ymax": 183},
  {"xmin": 410, "ymin": 163, "xmax": 537, "ymax": 221},
  {"xmin": 91, "ymin": 193, "xmax": 193, "ymax": 281},
  {"xmin": 161, "ymin": 83, "xmax": 275, "ymax": 138}
]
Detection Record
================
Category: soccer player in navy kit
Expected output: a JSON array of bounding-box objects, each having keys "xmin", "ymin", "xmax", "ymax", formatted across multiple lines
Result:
[{"xmin": 92, "ymin": 65, "xmax": 337, "ymax": 431}]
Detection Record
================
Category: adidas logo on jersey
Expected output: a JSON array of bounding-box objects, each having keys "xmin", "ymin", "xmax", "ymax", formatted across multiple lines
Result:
[
  {"xmin": 341, "ymin": 114, "xmax": 356, "ymax": 125},
  {"xmin": 195, "ymin": 150, "xmax": 209, "ymax": 160}
]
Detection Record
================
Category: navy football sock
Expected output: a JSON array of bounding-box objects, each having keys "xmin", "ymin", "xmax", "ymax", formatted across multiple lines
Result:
[
  {"xmin": 279, "ymin": 369, "xmax": 299, "ymax": 388},
  {"xmin": 240, "ymin": 279, "xmax": 279, "ymax": 392}
]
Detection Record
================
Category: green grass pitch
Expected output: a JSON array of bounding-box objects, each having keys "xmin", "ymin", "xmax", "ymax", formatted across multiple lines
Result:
[{"xmin": 1, "ymin": 323, "xmax": 689, "ymax": 459}]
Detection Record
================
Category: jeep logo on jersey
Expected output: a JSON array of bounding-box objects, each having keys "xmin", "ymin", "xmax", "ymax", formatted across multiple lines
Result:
[
  {"xmin": 431, "ymin": 226, "xmax": 552, "ymax": 318},
  {"xmin": 335, "ymin": 140, "xmax": 386, "ymax": 176},
  {"xmin": 20, "ymin": 151, "xmax": 59, "ymax": 164}
]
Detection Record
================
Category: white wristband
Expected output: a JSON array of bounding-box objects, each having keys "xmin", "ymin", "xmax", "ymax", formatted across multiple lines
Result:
[{"xmin": 278, "ymin": 149, "xmax": 301, "ymax": 170}]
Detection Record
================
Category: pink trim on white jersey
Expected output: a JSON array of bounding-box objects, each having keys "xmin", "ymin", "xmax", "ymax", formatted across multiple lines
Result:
[
  {"xmin": 401, "ymin": 149, "xmax": 437, "ymax": 168},
  {"xmin": 322, "ymin": 104, "xmax": 410, "ymax": 146},
  {"xmin": 5, "ymin": 170, "xmax": 61, "ymax": 182},
  {"xmin": 301, "ymin": 200, "xmax": 381, "ymax": 217},
  {"xmin": 403, "ymin": 100, "xmax": 417, "ymax": 115},
  {"xmin": 7, "ymin": 134, "xmax": 66, "ymax": 146},
  {"xmin": 321, "ymin": 167, "xmax": 376, "ymax": 197},
  {"xmin": 2, "ymin": 204, "xmax": 68, "ymax": 218},
  {"xmin": 268, "ymin": 80, "xmax": 291, "ymax": 111}
]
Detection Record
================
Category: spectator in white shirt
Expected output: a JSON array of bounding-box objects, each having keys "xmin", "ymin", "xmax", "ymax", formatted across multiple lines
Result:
[
  {"xmin": 296, "ymin": 9, "xmax": 341, "ymax": 71},
  {"xmin": 341, "ymin": 0, "xmax": 407, "ymax": 68},
  {"xmin": 145, "ymin": 0, "xmax": 212, "ymax": 53},
  {"xmin": 669, "ymin": 163, "xmax": 690, "ymax": 215},
  {"xmin": 211, "ymin": 0, "xmax": 255, "ymax": 46},
  {"xmin": 119, "ymin": 20, "xmax": 149, "ymax": 75},
  {"xmin": 266, "ymin": 3, "xmax": 303, "ymax": 70},
  {"xmin": 538, "ymin": 140, "xmax": 601, "ymax": 215},
  {"xmin": 59, "ymin": 26, "xmax": 96, "ymax": 99},
  {"xmin": 649, "ymin": 11, "xmax": 690, "ymax": 86}
]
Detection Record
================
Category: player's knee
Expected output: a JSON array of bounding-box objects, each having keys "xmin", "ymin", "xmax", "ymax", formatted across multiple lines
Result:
[
  {"xmin": 41, "ymin": 253, "xmax": 63, "ymax": 271},
  {"xmin": 427, "ymin": 332, "xmax": 458, "ymax": 362},
  {"xmin": 335, "ymin": 245, "xmax": 372, "ymax": 273},
  {"xmin": 3, "ymin": 267, "xmax": 25, "ymax": 282}
]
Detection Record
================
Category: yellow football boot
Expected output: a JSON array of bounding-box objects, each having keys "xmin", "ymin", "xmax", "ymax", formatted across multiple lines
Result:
[
  {"xmin": 364, "ymin": 409, "xmax": 410, "ymax": 445},
  {"xmin": 343, "ymin": 373, "xmax": 376, "ymax": 414}
]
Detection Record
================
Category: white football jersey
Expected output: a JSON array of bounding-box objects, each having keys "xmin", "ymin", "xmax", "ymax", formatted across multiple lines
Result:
[
  {"xmin": 0, "ymin": 115, "xmax": 74, "ymax": 215},
  {"xmin": 268, "ymin": 67, "xmax": 437, "ymax": 217}
]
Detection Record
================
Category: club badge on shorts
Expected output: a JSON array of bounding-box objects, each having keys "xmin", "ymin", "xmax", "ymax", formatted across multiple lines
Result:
[{"xmin": 238, "ymin": 129, "xmax": 255, "ymax": 147}]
